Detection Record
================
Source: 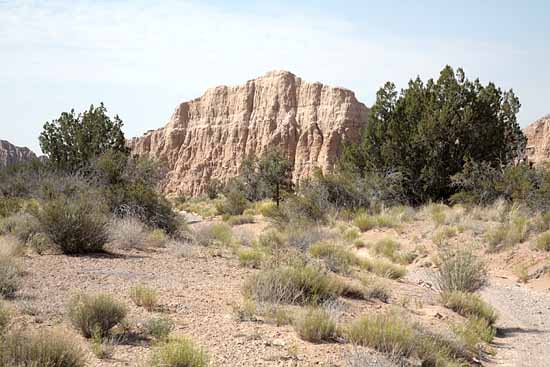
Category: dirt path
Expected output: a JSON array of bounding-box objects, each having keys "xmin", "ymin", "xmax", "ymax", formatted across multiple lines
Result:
[{"xmin": 479, "ymin": 278, "xmax": 550, "ymax": 367}]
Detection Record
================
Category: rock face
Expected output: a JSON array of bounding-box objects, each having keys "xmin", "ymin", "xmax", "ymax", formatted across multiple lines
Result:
[
  {"xmin": 0, "ymin": 140, "xmax": 37, "ymax": 168},
  {"xmin": 524, "ymin": 115, "xmax": 550, "ymax": 165},
  {"xmin": 130, "ymin": 71, "xmax": 369, "ymax": 195}
]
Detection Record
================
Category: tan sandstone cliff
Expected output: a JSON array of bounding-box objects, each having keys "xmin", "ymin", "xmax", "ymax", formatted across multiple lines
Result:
[
  {"xmin": 0, "ymin": 140, "xmax": 37, "ymax": 168},
  {"xmin": 524, "ymin": 115, "xmax": 550, "ymax": 165},
  {"xmin": 130, "ymin": 71, "xmax": 369, "ymax": 195}
]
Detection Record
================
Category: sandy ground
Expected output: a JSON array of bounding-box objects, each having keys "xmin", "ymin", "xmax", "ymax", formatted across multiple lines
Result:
[{"xmin": 4, "ymin": 208, "xmax": 550, "ymax": 366}]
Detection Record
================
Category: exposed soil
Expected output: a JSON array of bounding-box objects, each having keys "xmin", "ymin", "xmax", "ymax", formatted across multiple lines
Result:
[{"xmin": 4, "ymin": 207, "xmax": 550, "ymax": 366}]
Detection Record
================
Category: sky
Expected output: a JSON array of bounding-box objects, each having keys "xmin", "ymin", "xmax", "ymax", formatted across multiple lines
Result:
[{"xmin": 1, "ymin": 0, "xmax": 549, "ymax": 154}]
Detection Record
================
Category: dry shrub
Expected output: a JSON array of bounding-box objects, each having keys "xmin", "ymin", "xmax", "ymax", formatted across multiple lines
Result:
[
  {"xmin": 0, "ymin": 330, "xmax": 86, "ymax": 367},
  {"xmin": 226, "ymin": 215, "xmax": 254, "ymax": 226},
  {"xmin": 68, "ymin": 293, "xmax": 127, "ymax": 338},
  {"xmin": 0, "ymin": 254, "xmax": 20, "ymax": 298},
  {"xmin": 361, "ymin": 258, "xmax": 406, "ymax": 279},
  {"xmin": 453, "ymin": 316, "xmax": 496, "ymax": 354},
  {"xmin": 151, "ymin": 337, "xmax": 208, "ymax": 367},
  {"xmin": 243, "ymin": 264, "xmax": 341, "ymax": 305},
  {"xmin": 346, "ymin": 313, "xmax": 416, "ymax": 356},
  {"xmin": 193, "ymin": 223, "xmax": 232, "ymax": 246},
  {"xmin": 144, "ymin": 316, "xmax": 174, "ymax": 341},
  {"xmin": 0, "ymin": 235, "xmax": 25, "ymax": 257},
  {"xmin": 346, "ymin": 312, "xmax": 468, "ymax": 366},
  {"xmin": 237, "ymin": 248, "xmax": 264, "ymax": 268},
  {"xmin": 293, "ymin": 307, "xmax": 338, "ymax": 343},
  {"xmin": 0, "ymin": 301, "xmax": 11, "ymax": 333},
  {"xmin": 107, "ymin": 217, "xmax": 149, "ymax": 249},
  {"xmin": 0, "ymin": 212, "xmax": 40, "ymax": 244},
  {"xmin": 535, "ymin": 231, "xmax": 550, "ymax": 251},
  {"xmin": 308, "ymin": 241, "xmax": 358, "ymax": 274},
  {"xmin": 435, "ymin": 247, "xmax": 487, "ymax": 293},
  {"xmin": 485, "ymin": 214, "xmax": 529, "ymax": 252}
]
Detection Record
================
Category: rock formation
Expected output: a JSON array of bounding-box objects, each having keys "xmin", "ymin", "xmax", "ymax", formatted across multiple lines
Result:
[
  {"xmin": 130, "ymin": 71, "xmax": 369, "ymax": 195},
  {"xmin": 0, "ymin": 140, "xmax": 37, "ymax": 168},
  {"xmin": 524, "ymin": 115, "xmax": 550, "ymax": 165}
]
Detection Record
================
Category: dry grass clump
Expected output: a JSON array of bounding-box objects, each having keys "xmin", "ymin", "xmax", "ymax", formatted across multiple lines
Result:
[
  {"xmin": 535, "ymin": 231, "xmax": 550, "ymax": 251},
  {"xmin": 485, "ymin": 214, "xmax": 529, "ymax": 252},
  {"xmin": 361, "ymin": 257, "xmax": 407, "ymax": 279},
  {"xmin": 237, "ymin": 247, "xmax": 264, "ymax": 268},
  {"xmin": 453, "ymin": 316, "xmax": 496, "ymax": 353},
  {"xmin": 255, "ymin": 199, "xmax": 278, "ymax": 217},
  {"xmin": 0, "ymin": 330, "xmax": 86, "ymax": 367},
  {"xmin": 129, "ymin": 284, "xmax": 159, "ymax": 311},
  {"xmin": 346, "ymin": 313, "xmax": 416, "ymax": 356},
  {"xmin": 284, "ymin": 224, "xmax": 335, "ymax": 251},
  {"xmin": 178, "ymin": 197, "xmax": 220, "ymax": 218},
  {"xmin": 144, "ymin": 316, "xmax": 175, "ymax": 341},
  {"xmin": 435, "ymin": 247, "xmax": 487, "ymax": 293},
  {"xmin": 151, "ymin": 337, "xmax": 208, "ymax": 367},
  {"xmin": 0, "ymin": 301, "xmax": 11, "ymax": 333},
  {"xmin": 0, "ymin": 235, "xmax": 25, "ymax": 257},
  {"xmin": 293, "ymin": 307, "xmax": 338, "ymax": 343},
  {"xmin": 352, "ymin": 211, "xmax": 399, "ymax": 232},
  {"xmin": 243, "ymin": 264, "xmax": 342, "ymax": 305},
  {"xmin": 533, "ymin": 211, "xmax": 550, "ymax": 232},
  {"xmin": 193, "ymin": 223, "xmax": 233, "ymax": 246},
  {"xmin": 441, "ymin": 291, "xmax": 497, "ymax": 325},
  {"xmin": 342, "ymin": 227, "xmax": 361, "ymax": 242},
  {"xmin": 359, "ymin": 276, "xmax": 390, "ymax": 302},
  {"xmin": 107, "ymin": 217, "xmax": 150, "ymax": 250},
  {"xmin": 425, "ymin": 203, "xmax": 447, "ymax": 227},
  {"xmin": 226, "ymin": 214, "xmax": 254, "ymax": 226},
  {"xmin": 0, "ymin": 254, "xmax": 20, "ymax": 298},
  {"xmin": 431, "ymin": 226, "xmax": 458, "ymax": 247},
  {"xmin": 308, "ymin": 241, "xmax": 358, "ymax": 274},
  {"xmin": 0, "ymin": 212, "xmax": 40, "ymax": 244},
  {"xmin": 346, "ymin": 312, "xmax": 468, "ymax": 366},
  {"xmin": 68, "ymin": 293, "xmax": 127, "ymax": 338}
]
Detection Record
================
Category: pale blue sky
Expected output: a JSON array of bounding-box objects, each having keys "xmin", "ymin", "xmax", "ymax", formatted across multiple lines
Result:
[{"xmin": 1, "ymin": 0, "xmax": 549, "ymax": 153}]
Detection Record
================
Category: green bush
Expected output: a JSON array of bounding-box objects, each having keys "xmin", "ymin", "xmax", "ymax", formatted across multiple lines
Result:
[
  {"xmin": 151, "ymin": 337, "xmax": 208, "ymax": 367},
  {"xmin": 243, "ymin": 264, "xmax": 342, "ymax": 305},
  {"xmin": 343, "ymin": 66, "xmax": 525, "ymax": 203},
  {"xmin": 35, "ymin": 195, "xmax": 109, "ymax": 254},
  {"xmin": 293, "ymin": 307, "xmax": 337, "ymax": 343},
  {"xmin": 68, "ymin": 293, "xmax": 127, "ymax": 338},
  {"xmin": 435, "ymin": 248, "xmax": 487, "ymax": 293},
  {"xmin": 441, "ymin": 291, "xmax": 497, "ymax": 325},
  {"xmin": 0, "ymin": 330, "xmax": 86, "ymax": 367}
]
